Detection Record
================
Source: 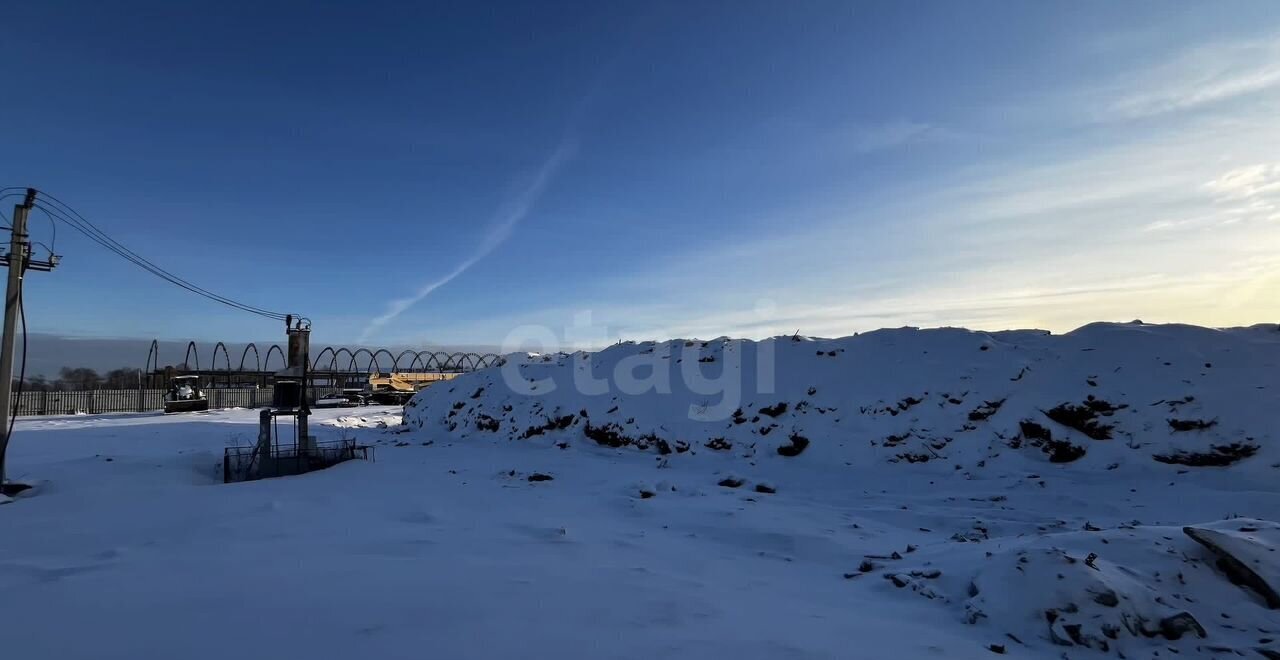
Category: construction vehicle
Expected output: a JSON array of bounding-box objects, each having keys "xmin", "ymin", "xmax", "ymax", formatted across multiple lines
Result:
[
  {"xmin": 367, "ymin": 372, "xmax": 458, "ymax": 405},
  {"xmin": 163, "ymin": 375, "xmax": 209, "ymax": 413}
]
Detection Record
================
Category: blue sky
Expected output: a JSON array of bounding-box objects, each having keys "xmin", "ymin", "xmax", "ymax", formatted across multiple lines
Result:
[{"xmin": 3, "ymin": 1, "xmax": 1279, "ymax": 350}]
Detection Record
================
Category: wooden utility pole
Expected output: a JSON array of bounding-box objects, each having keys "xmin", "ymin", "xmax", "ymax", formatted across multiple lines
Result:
[{"xmin": 0, "ymin": 189, "xmax": 58, "ymax": 491}]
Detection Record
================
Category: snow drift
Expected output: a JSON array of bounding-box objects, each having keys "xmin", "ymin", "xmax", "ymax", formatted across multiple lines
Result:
[
  {"xmin": 405, "ymin": 322, "xmax": 1280, "ymax": 472},
  {"xmin": 399, "ymin": 321, "xmax": 1280, "ymax": 657}
]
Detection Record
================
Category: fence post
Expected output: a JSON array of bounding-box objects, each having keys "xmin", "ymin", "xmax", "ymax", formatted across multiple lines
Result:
[
  {"xmin": 41, "ymin": 390, "xmax": 47, "ymax": 416},
  {"xmin": 89, "ymin": 390, "xmax": 96, "ymax": 414}
]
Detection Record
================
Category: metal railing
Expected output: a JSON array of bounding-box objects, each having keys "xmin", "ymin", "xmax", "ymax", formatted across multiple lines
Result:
[{"xmin": 223, "ymin": 439, "xmax": 372, "ymax": 483}]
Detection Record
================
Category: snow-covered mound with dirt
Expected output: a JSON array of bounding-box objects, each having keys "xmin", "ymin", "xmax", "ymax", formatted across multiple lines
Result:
[
  {"xmin": 879, "ymin": 518, "xmax": 1280, "ymax": 657},
  {"xmin": 405, "ymin": 322, "xmax": 1280, "ymax": 472},
  {"xmin": 399, "ymin": 322, "xmax": 1280, "ymax": 658}
]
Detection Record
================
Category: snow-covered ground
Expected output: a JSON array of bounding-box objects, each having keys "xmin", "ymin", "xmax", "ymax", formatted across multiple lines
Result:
[{"xmin": 4, "ymin": 322, "xmax": 1280, "ymax": 659}]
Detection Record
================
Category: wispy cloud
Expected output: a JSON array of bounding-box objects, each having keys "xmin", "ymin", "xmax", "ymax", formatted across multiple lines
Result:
[
  {"xmin": 1105, "ymin": 37, "xmax": 1280, "ymax": 120},
  {"xmin": 357, "ymin": 140, "xmax": 576, "ymax": 343},
  {"xmin": 843, "ymin": 120, "xmax": 951, "ymax": 154},
  {"xmin": 1204, "ymin": 161, "xmax": 1280, "ymax": 227},
  {"xmin": 1206, "ymin": 163, "xmax": 1280, "ymax": 201}
]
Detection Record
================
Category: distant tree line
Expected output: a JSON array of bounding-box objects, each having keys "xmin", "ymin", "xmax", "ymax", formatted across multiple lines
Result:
[{"xmin": 16, "ymin": 365, "xmax": 190, "ymax": 391}]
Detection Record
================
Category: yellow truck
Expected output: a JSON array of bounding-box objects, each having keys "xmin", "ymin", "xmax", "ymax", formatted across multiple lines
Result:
[{"xmin": 367, "ymin": 372, "xmax": 459, "ymax": 404}]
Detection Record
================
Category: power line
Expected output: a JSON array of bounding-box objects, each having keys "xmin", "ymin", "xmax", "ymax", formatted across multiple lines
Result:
[
  {"xmin": 30, "ymin": 192, "xmax": 296, "ymax": 321},
  {"xmin": 33, "ymin": 205, "xmax": 55, "ymax": 252},
  {"xmin": 37, "ymin": 201, "xmax": 277, "ymax": 317},
  {"xmin": 41, "ymin": 201, "xmax": 290, "ymax": 320},
  {"xmin": 2, "ymin": 189, "xmax": 53, "ymax": 249}
]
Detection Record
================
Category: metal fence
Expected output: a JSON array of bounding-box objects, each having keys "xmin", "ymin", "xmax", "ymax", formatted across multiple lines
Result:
[
  {"xmin": 223, "ymin": 439, "xmax": 372, "ymax": 483},
  {"xmin": 13, "ymin": 387, "xmax": 347, "ymax": 417}
]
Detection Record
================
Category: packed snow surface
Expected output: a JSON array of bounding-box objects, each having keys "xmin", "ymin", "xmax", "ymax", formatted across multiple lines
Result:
[{"xmin": 4, "ymin": 322, "xmax": 1280, "ymax": 659}]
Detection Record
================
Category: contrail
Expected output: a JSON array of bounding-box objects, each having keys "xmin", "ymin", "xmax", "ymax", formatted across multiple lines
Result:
[{"xmin": 358, "ymin": 140, "xmax": 577, "ymax": 343}]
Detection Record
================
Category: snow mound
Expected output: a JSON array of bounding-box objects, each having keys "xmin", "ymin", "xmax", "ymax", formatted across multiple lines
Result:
[
  {"xmin": 1184, "ymin": 523, "xmax": 1280, "ymax": 609},
  {"xmin": 396, "ymin": 322, "xmax": 1280, "ymax": 655},
  {"xmin": 900, "ymin": 518, "xmax": 1280, "ymax": 657},
  {"xmin": 321, "ymin": 409, "xmax": 403, "ymax": 429},
  {"xmin": 404, "ymin": 323, "xmax": 1280, "ymax": 472}
]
